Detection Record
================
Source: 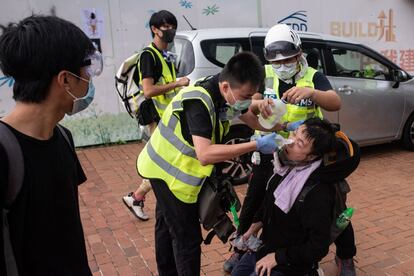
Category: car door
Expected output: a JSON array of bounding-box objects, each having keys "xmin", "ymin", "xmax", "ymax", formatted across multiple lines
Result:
[
  {"xmin": 248, "ymin": 33, "xmax": 267, "ymax": 65},
  {"xmin": 325, "ymin": 43, "xmax": 405, "ymax": 143}
]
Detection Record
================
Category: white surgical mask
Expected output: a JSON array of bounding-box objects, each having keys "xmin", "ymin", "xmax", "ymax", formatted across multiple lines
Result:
[{"xmin": 272, "ymin": 61, "xmax": 298, "ymax": 81}]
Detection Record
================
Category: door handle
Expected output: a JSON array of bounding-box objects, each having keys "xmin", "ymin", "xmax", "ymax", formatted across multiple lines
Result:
[{"xmin": 337, "ymin": 86, "xmax": 354, "ymax": 95}]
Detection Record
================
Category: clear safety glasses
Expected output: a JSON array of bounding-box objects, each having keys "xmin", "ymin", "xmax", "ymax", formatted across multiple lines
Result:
[{"xmin": 82, "ymin": 50, "xmax": 103, "ymax": 78}]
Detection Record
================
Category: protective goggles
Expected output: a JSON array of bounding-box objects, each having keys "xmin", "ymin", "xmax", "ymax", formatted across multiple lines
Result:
[
  {"xmin": 81, "ymin": 50, "xmax": 103, "ymax": 78},
  {"xmin": 263, "ymin": 41, "xmax": 300, "ymax": 62}
]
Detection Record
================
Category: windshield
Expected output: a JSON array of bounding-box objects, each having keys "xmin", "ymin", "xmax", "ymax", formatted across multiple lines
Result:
[{"xmin": 170, "ymin": 37, "xmax": 195, "ymax": 77}]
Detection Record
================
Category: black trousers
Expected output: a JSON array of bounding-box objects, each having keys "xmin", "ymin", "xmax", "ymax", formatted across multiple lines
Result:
[
  {"xmin": 237, "ymin": 153, "xmax": 357, "ymax": 259},
  {"xmin": 150, "ymin": 178, "xmax": 202, "ymax": 276},
  {"xmin": 238, "ymin": 154, "xmax": 274, "ymax": 235},
  {"xmin": 335, "ymin": 221, "xmax": 357, "ymax": 259}
]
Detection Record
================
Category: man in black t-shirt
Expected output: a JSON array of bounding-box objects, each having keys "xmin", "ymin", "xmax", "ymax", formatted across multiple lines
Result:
[
  {"xmin": 0, "ymin": 16, "xmax": 102, "ymax": 275},
  {"xmin": 122, "ymin": 10, "xmax": 190, "ymax": 221}
]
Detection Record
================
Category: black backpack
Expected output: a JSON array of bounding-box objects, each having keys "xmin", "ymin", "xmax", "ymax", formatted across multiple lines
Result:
[
  {"xmin": 0, "ymin": 123, "xmax": 73, "ymax": 276},
  {"xmin": 198, "ymin": 169, "xmax": 241, "ymax": 245}
]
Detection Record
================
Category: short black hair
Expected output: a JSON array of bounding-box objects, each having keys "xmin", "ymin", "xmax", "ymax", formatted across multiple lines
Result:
[
  {"xmin": 218, "ymin": 52, "xmax": 264, "ymax": 89},
  {"xmin": 0, "ymin": 15, "xmax": 95, "ymax": 103},
  {"xmin": 303, "ymin": 117, "xmax": 336, "ymax": 158},
  {"xmin": 149, "ymin": 10, "xmax": 177, "ymax": 38}
]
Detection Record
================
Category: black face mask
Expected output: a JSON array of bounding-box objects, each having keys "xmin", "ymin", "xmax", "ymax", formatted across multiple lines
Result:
[
  {"xmin": 277, "ymin": 149, "xmax": 318, "ymax": 167},
  {"xmin": 160, "ymin": 29, "xmax": 176, "ymax": 43}
]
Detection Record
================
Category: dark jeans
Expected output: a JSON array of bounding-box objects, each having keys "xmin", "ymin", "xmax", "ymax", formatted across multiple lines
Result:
[
  {"xmin": 150, "ymin": 178, "xmax": 202, "ymax": 276},
  {"xmin": 237, "ymin": 154, "xmax": 357, "ymax": 259},
  {"xmin": 231, "ymin": 252, "xmax": 286, "ymax": 276}
]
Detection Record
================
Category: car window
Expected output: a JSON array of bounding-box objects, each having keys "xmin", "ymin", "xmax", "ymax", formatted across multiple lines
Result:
[
  {"xmin": 201, "ymin": 38, "xmax": 250, "ymax": 67},
  {"xmin": 216, "ymin": 44, "xmax": 242, "ymax": 64},
  {"xmin": 331, "ymin": 48, "xmax": 390, "ymax": 80},
  {"xmin": 302, "ymin": 47, "xmax": 324, "ymax": 73},
  {"xmin": 170, "ymin": 38, "xmax": 195, "ymax": 77},
  {"xmin": 249, "ymin": 36, "xmax": 267, "ymax": 65}
]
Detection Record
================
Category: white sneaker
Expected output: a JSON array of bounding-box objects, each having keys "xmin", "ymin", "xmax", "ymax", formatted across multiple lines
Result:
[{"xmin": 122, "ymin": 192, "xmax": 149, "ymax": 221}]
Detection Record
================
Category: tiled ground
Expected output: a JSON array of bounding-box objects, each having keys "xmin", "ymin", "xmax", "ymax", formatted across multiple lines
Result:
[{"xmin": 76, "ymin": 142, "xmax": 414, "ymax": 276}]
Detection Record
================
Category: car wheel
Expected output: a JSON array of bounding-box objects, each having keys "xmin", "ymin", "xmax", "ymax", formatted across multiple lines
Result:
[
  {"xmin": 220, "ymin": 124, "xmax": 254, "ymax": 185},
  {"xmin": 402, "ymin": 113, "xmax": 414, "ymax": 150}
]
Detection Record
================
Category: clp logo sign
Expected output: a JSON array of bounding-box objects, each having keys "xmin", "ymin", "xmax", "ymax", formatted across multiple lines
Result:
[{"xmin": 277, "ymin": 11, "xmax": 308, "ymax": 31}]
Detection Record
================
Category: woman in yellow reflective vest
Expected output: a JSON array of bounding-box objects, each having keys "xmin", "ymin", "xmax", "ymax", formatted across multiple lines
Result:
[
  {"xmin": 122, "ymin": 10, "xmax": 190, "ymax": 221},
  {"xmin": 137, "ymin": 52, "xmax": 283, "ymax": 276}
]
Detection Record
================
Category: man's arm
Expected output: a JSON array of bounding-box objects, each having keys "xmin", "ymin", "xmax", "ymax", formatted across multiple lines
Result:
[
  {"xmin": 281, "ymin": 72, "xmax": 341, "ymax": 111},
  {"xmin": 142, "ymin": 77, "xmax": 189, "ymax": 98},
  {"xmin": 139, "ymin": 51, "xmax": 189, "ymax": 98},
  {"xmin": 281, "ymin": 87, "xmax": 340, "ymax": 111},
  {"xmin": 192, "ymin": 135, "xmax": 257, "ymax": 166},
  {"xmin": 238, "ymin": 109, "xmax": 284, "ymax": 132},
  {"xmin": 183, "ymin": 99, "xmax": 259, "ymax": 166},
  {"xmin": 242, "ymin": 221, "xmax": 263, "ymax": 240}
]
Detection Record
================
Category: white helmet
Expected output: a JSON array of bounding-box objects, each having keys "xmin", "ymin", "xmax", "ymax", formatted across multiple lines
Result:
[{"xmin": 264, "ymin": 24, "xmax": 302, "ymax": 62}]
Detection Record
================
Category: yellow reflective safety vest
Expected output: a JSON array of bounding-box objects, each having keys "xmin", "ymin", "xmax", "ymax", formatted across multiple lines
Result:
[
  {"xmin": 138, "ymin": 44, "xmax": 177, "ymax": 118},
  {"xmin": 137, "ymin": 85, "xmax": 230, "ymax": 203},
  {"xmin": 263, "ymin": 65, "xmax": 323, "ymax": 136}
]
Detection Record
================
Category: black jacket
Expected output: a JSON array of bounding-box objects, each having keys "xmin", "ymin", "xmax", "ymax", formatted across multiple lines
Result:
[{"xmin": 253, "ymin": 140, "xmax": 360, "ymax": 276}]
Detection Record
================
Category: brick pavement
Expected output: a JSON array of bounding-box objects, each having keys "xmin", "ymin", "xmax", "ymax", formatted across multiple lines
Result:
[{"xmin": 76, "ymin": 142, "xmax": 414, "ymax": 276}]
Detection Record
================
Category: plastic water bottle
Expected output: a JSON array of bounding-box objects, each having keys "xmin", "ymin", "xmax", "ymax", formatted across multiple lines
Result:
[
  {"xmin": 336, "ymin": 207, "xmax": 354, "ymax": 230},
  {"xmin": 274, "ymin": 133, "xmax": 294, "ymax": 148},
  {"xmin": 258, "ymin": 99, "xmax": 287, "ymax": 129},
  {"xmin": 230, "ymin": 202, "xmax": 240, "ymax": 228},
  {"xmin": 250, "ymin": 134, "xmax": 261, "ymax": 165}
]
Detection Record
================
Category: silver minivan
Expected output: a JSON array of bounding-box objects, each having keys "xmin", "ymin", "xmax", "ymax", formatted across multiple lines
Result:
[{"xmin": 171, "ymin": 28, "xmax": 414, "ymax": 182}]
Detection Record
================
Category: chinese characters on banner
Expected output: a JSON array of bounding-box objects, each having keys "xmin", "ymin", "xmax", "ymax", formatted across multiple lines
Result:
[
  {"xmin": 381, "ymin": 49, "xmax": 414, "ymax": 72},
  {"xmin": 330, "ymin": 8, "xmax": 413, "ymax": 73},
  {"xmin": 330, "ymin": 9, "xmax": 396, "ymax": 42}
]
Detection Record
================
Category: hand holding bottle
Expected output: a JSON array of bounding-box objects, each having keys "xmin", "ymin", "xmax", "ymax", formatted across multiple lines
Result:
[{"xmin": 258, "ymin": 99, "xmax": 287, "ymax": 129}]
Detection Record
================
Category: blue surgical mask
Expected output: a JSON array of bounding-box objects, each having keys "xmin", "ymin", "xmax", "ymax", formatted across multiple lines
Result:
[
  {"xmin": 272, "ymin": 61, "xmax": 298, "ymax": 81},
  {"xmin": 227, "ymin": 88, "xmax": 252, "ymax": 111},
  {"xmin": 65, "ymin": 73, "xmax": 95, "ymax": 115}
]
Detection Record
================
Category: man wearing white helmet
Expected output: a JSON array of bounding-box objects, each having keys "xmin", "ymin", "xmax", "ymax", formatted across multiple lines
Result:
[
  {"xmin": 262, "ymin": 23, "xmax": 340, "ymax": 117},
  {"xmin": 224, "ymin": 24, "xmax": 356, "ymax": 276}
]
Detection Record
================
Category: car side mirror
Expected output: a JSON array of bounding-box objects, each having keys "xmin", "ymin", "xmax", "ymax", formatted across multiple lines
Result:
[
  {"xmin": 393, "ymin": 69, "xmax": 408, "ymax": 82},
  {"xmin": 392, "ymin": 69, "xmax": 409, "ymax": 88}
]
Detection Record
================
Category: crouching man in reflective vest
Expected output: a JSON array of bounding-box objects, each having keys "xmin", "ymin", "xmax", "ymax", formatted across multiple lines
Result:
[{"xmin": 137, "ymin": 52, "xmax": 281, "ymax": 275}]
